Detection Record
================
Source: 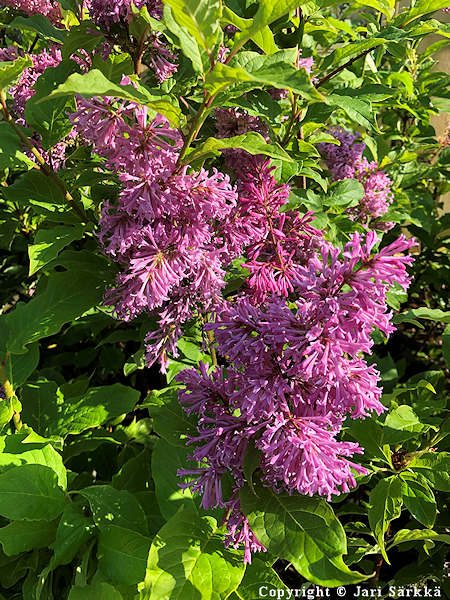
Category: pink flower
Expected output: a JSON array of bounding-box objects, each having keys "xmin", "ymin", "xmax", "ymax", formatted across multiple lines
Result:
[{"xmin": 1, "ymin": 0, "xmax": 61, "ymax": 24}]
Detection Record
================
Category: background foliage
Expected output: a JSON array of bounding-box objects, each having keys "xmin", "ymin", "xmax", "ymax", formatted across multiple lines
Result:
[{"xmin": 0, "ymin": 0, "xmax": 449, "ymax": 598}]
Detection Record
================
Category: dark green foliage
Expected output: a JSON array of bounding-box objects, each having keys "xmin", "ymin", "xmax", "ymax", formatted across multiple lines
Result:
[{"xmin": 0, "ymin": 0, "xmax": 448, "ymax": 598}]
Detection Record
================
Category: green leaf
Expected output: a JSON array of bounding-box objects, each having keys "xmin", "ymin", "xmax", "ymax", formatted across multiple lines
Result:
[
  {"xmin": 3, "ymin": 170, "xmax": 79, "ymax": 223},
  {"xmin": 141, "ymin": 507, "xmax": 245, "ymax": 600},
  {"xmin": 233, "ymin": 558, "xmax": 288, "ymax": 599},
  {"xmin": 163, "ymin": 6, "xmax": 203, "ymax": 73},
  {"xmin": 400, "ymin": 473, "xmax": 436, "ymax": 528},
  {"xmin": 443, "ymin": 324, "xmax": 450, "ymax": 369},
  {"xmin": 222, "ymin": 7, "xmax": 278, "ymax": 54},
  {"xmin": 39, "ymin": 69, "xmax": 181, "ymax": 127},
  {"xmin": 145, "ymin": 387, "xmax": 196, "ymax": 447},
  {"xmin": 296, "ymin": 166, "xmax": 328, "ymax": 191},
  {"xmin": 0, "ymin": 122, "xmax": 32, "ymax": 169},
  {"xmin": 388, "ymin": 528, "xmax": 450, "ymax": 549},
  {"xmin": 387, "ymin": 71, "xmax": 414, "ymax": 97},
  {"xmin": 112, "ymin": 449, "xmax": 153, "ymax": 492},
  {"xmin": 345, "ymin": 417, "xmax": 392, "ymax": 466},
  {"xmin": 383, "ymin": 405, "xmax": 432, "ymax": 444},
  {"xmin": 243, "ymin": 443, "xmax": 262, "ymax": 497},
  {"xmin": 406, "ymin": 0, "xmax": 450, "ymax": 22},
  {"xmin": 206, "ymin": 61, "xmax": 323, "ymax": 103},
  {"xmin": 50, "ymin": 503, "xmax": 95, "ymax": 569},
  {"xmin": 240, "ymin": 485, "xmax": 371, "ymax": 586},
  {"xmin": 152, "ymin": 438, "xmax": 198, "ymax": 520},
  {"xmin": 4, "ymin": 343, "xmax": 40, "ymax": 389},
  {"xmin": 321, "ymin": 38, "xmax": 386, "ymax": 72},
  {"xmin": 62, "ymin": 26, "xmax": 104, "ymax": 62},
  {"xmin": 185, "ymin": 132, "xmax": 294, "ymax": 164},
  {"xmin": 322, "ymin": 179, "xmax": 365, "ymax": 208},
  {"xmin": 2, "ymin": 265, "xmax": 108, "ymax": 354},
  {"xmin": 0, "ymin": 56, "xmax": 32, "ymax": 92},
  {"xmin": 69, "ymin": 583, "xmax": 123, "ymax": 600},
  {"xmin": 355, "ymin": 0, "xmax": 395, "ymax": 19},
  {"xmin": 0, "ymin": 431, "xmax": 67, "ymax": 489},
  {"xmin": 98, "ymin": 525, "xmax": 151, "ymax": 586},
  {"xmin": 80, "ymin": 485, "xmax": 148, "ymax": 534},
  {"xmin": 28, "ymin": 225, "xmax": 85, "ymax": 276},
  {"xmin": 123, "ymin": 348, "xmax": 146, "ymax": 377},
  {"xmin": 8, "ymin": 15, "xmax": 66, "ymax": 43},
  {"xmin": 25, "ymin": 60, "xmax": 79, "ymax": 149},
  {"xmin": 0, "ymin": 464, "xmax": 66, "ymax": 521},
  {"xmin": 344, "ymin": 538, "xmax": 379, "ymax": 566},
  {"xmin": 91, "ymin": 54, "xmax": 134, "ymax": 85},
  {"xmin": 0, "ymin": 520, "xmax": 58, "ymax": 556},
  {"xmin": 368, "ymin": 476, "xmax": 403, "ymax": 563},
  {"xmin": 407, "ymin": 452, "xmax": 450, "ymax": 492},
  {"xmin": 394, "ymin": 307, "xmax": 450, "ymax": 325},
  {"xmin": 327, "ymin": 94, "xmax": 375, "ymax": 130},
  {"xmin": 230, "ymin": 0, "xmax": 301, "ymax": 55},
  {"xmin": 21, "ymin": 382, "xmax": 139, "ymax": 438},
  {"xmin": 164, "ymin": 0, "xmax": 220, "ymax": 53}
]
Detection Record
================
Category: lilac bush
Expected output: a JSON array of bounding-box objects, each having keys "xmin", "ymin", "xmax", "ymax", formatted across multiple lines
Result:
[{"xmin": 0, "ymin": 1, "xmax": 448, "ymax": 598}]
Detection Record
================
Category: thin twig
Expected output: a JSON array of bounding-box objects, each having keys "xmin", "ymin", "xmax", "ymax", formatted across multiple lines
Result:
[
  {"xmin": 134, "ymin": 29, "xmax": 149, "ymax": 76},
  {"xmin": 29, "ymin": 34, "xmax": 39, "ymax": 53},
  {"xmin": 177, "ymin": 94, "xmax": 215, "ymax": 165},
  {"xmin": 1, "ymin": 91, "xmax": 86, "ymax": 221},
  {"xmin": 317, "ymin": 48, "xmax": 373, "ymax": 88}
]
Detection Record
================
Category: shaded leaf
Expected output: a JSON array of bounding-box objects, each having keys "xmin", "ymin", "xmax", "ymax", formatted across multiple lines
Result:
[
  {"xmin": 368, "ymin": 476, "xmax": 403, "ymax": 563},
  {"xmin": 240, "ymin": 485, "xmax": 370, "ymax": 586},
  {"xmin": 0, "ymin": 520, "xmax": 58, "ymax": 556},
  {"xmin": 141, "ymin": 507, "xmax": 245, "ymax": 599},
  {"xmin": 28, "ymin": 225, "xmax": 85, "ymax": 276},
  {"xmin": 98, "ymin": 525, "xmax": 151, "ymax": 586},
  {"xmin": 80, "ymin": 485, "xmax": 148, "ymax": 534},
  {"xmin": 0, "ymin": 464, "xmax": 66, "ymax": 521}
]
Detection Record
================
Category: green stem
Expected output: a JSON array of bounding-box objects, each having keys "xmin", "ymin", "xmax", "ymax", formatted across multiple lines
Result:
[
  {"xmin": 0, "ymin": 91, "xmax": 86, "ymax": 221},
  {"xmin": 282, "ymin": 93, "xmax": 299, "ymax": 145},
  {"xmin": 177, "ymin": 94, "xmax": 215, "ymax": 165}
]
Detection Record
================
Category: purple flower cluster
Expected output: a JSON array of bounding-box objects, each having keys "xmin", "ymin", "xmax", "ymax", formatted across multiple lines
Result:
[
  {"xmin": 147, "ymin": 34, "xmax": 177, "ymax": 83},
  {"xmin": 0, "ymin": 46, "xmax": 19, "ymax": 61},
  {"xmin": 0, "ymin": 0, "xmax": 61, "ymax": 24},
  {"xmin": 177, "ymin": 231, "xmax": 415, "ymax": 562},
  {"xmin": 87, "ymin": 0, "xmax": 163, "ymax": 28},
  {"xmin": 86, "ymin": 0, "xmax": 176, "ymax": 83},
  {"xmin": 0, "ymin": 45, "xmax": 71, "ymax": 169},
  {"xmin": 319, "ymin": 127, "xmax": 394, "ymax": 223},
  {"xmin": 235, "ymin": 162, "xmax": 330, "ymax": 301},
  {"xmin": 8, "ymin": 46, "xmax": 61, "ymax": 121},
  {"xmin": 70, "ymin": 87, "xmax": 258, "ymax": 372},
  {"xmin": 215, "ymin": 107, "xmax": 270, "ymax": 177}
]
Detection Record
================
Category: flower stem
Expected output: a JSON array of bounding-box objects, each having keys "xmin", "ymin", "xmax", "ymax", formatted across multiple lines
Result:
[
  {"xmin": 282, "ymin": 93, "xmax": 299, "ymax": 145},
  {"xmin": 177, "ymin": 94, "xmax": 215, "ymax": 165},
  {"xmin": 0, "ymin": 91, "xmax": 86, "ymax": 221}
]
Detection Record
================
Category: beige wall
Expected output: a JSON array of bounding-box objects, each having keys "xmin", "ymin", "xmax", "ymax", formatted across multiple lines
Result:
[
  {"xmin": 424, "ymin": 12, "xmax": 450, "ymax": 211},
  {"xmin": 427, "ymin": 12, "xmax": 450, "ymax": 139}
]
